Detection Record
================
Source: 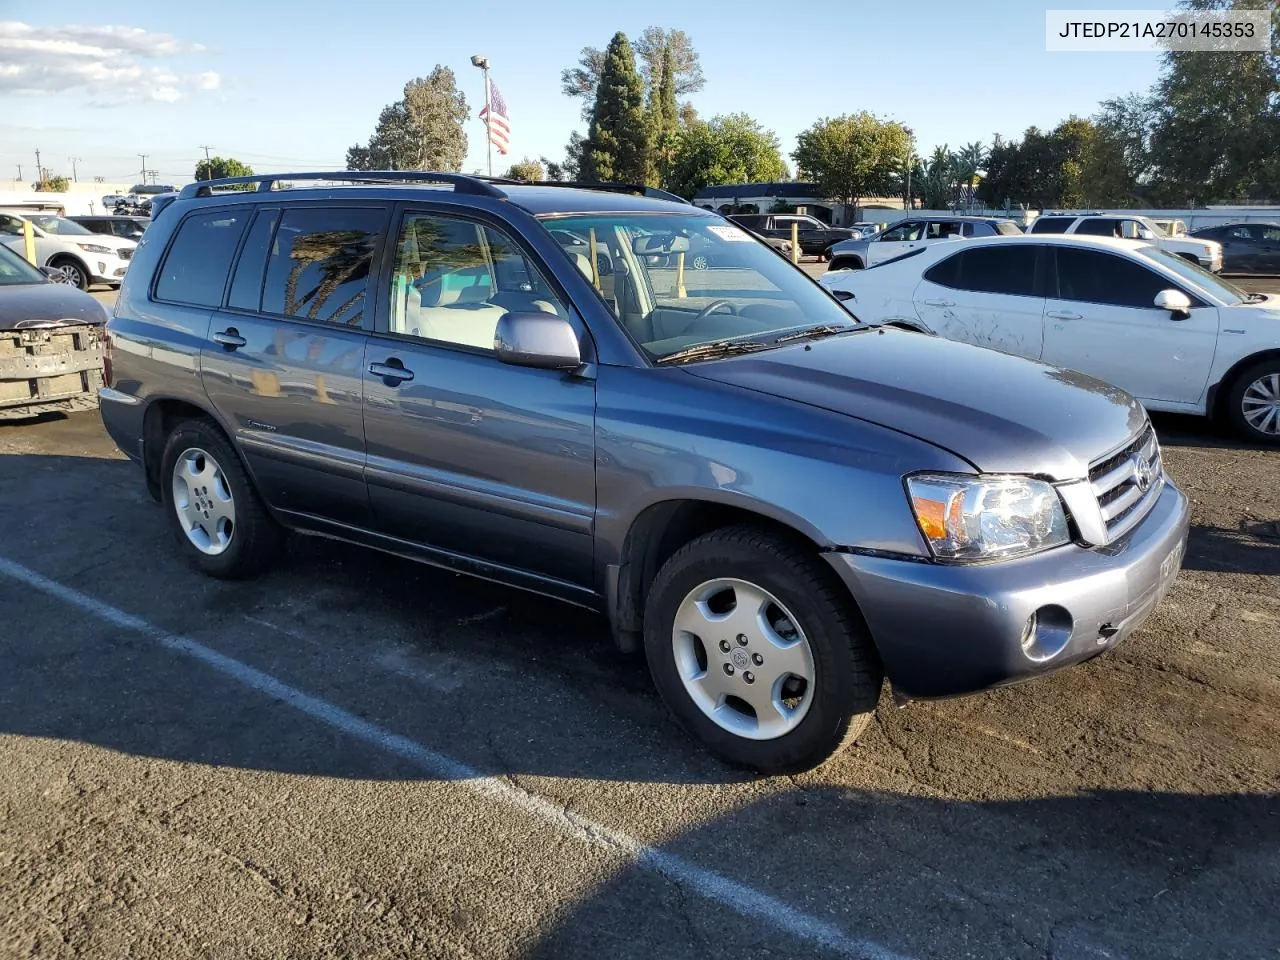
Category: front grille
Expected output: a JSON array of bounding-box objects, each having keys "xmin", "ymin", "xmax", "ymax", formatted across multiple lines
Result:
[
  {"xmin": 118, "ymin": 248, "xmax": 133, "ymax": 261},
  {"xmin": 1089, "ymin": 423, "xmax": 1163, "ymax": 542}
]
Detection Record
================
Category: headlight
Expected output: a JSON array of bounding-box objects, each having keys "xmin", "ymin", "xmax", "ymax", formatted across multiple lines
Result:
[
  {"xmin": 907, "ymin": 474, "xmax": 1069, "ymax": 561},
  {"xmin": 76, "ymin": 242, "xmax": 113, "ymax": 254}
]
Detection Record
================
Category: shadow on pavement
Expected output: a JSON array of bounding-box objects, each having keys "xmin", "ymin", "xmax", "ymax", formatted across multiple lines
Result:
[{"xmin": 1184, "ymin": 522, "xmax": 1280, "ymax": 576}]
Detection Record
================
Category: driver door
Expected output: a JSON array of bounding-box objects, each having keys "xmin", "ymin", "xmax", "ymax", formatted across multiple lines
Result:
[{"xmin": 866, "ymin": 220, "xmax": 925, "ymax": 266}]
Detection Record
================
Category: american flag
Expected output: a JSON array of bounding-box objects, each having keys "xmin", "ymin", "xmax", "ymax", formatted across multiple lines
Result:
[{"xmin": 479, "ymin": 80, "xmax": 511, "ymax": 155}]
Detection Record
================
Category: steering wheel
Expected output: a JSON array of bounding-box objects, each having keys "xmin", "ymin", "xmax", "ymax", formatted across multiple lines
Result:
[{"xmin": 691, "ymin": 299, "xmax": 738, "ymax": 325}]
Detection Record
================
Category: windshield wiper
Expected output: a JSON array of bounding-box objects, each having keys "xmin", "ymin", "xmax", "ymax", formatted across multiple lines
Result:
[
  {"xmin": 773, "ymin": 324, "xmax": 855, "ymax": 345},
  {"xmin": 655, "ymin": 338, "xmax": 775, "ymax": 365}
]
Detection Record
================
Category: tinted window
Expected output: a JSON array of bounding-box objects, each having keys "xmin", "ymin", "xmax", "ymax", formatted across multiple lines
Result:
[
  {"xmin": 228, "ymin": 208, "xmax": 280, "ymax": 311},
  {"xmin": 154, "ymin": 210, "xmax": 249, "ymax": 307},
  {"xmin": 926, "ymin": 246, "xmax": 1038, "ymax": 295},
  {"xmin": 1075, "ymin": 218, "xmax": 1119, "ymax": 237},
  {"xmin": 880, "ymin": 221, "xmax": 924, "ymax": 241},
  {"xmin": 1262, "ymin": 227, "xmax": 1280, "ymax": 242},
  {"xmin": 1055, "ymin": 248, "xmax": 1171, "ymax": 307},
  {"xmin": 927, "ymin": 221, "xmax": 962, "ymax": 239},
  {"xmin": 1028, "ymin": 217, "xmax": 1074, "ymax": 234},
  {"xmin": 923, "ymin": 251, "xmax": 962, "ymax": 287},
  {"xmin": 388, "ymin": 213, "xmax": 570, "ymax": 351},
  {"xmin": 261, "ymin": 207, "xmax": 382, "ymax": 326}
]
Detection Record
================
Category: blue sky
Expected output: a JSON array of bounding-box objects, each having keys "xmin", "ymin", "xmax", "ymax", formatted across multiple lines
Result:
[{"xmin": 0, "ymin": 1, "xmax": 1173, "ymax": 187}]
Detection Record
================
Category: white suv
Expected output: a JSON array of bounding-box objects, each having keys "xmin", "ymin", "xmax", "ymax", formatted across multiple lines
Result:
[
  {"xmin": 0, "ymin": 210, "xmax": 136, "ymax": 290},
  {"xmin": 1029, "ymin": 213, "xmax": 1222, "ymax": 272}
]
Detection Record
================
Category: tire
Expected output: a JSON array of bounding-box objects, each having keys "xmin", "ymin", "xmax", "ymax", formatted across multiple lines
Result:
[
  {"xmin": 690, "ymin": 254, "xmax": 710, "ymax": 271},
  {"xmin": 48, "ymin": 256, "xmax": 89, "ymax": 290},
  {"xmin": 159, "ymin": 418, "xmax": 283, "ymax": 578},
  {"xmin": 827, "ymin": 257, "xmax": 863, "ymax": 272},
  {"xmin": 1224, "ymin": 358, "xmax": 1280, "ymax": 445},
  {"xmin": 643, "ymin": 524, "xmax": 883, "ymax": 774}
]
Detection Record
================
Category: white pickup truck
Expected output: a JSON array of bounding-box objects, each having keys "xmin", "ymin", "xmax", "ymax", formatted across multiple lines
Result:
[{"xmin": 1029, "ymin": 213, "xmax": 1222, "ymax": 272}]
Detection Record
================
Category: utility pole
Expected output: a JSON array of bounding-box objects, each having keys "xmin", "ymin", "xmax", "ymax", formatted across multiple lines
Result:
[
  {"xmin": 138, "ymin": 154, "xmax": 148, "ymax": 185},
  {"xmin": 69, "ymin": 157, "xmax": 81, "ymax": 182},
  {"xmin": 199, "ymin": 145, "xmax": 214, "ymax": 179},
  {"xmin": 15, "ymin": 165, "xmax": 21, "ymax": 182},
  {"xmin": 34, "ymin": 148, "xmax": 42, "ymax": 184}
]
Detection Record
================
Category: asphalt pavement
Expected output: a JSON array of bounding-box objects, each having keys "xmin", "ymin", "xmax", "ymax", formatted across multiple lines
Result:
[{"xmin": 0, "ymin": 274, "xmax": 1275, "ymax": 960}]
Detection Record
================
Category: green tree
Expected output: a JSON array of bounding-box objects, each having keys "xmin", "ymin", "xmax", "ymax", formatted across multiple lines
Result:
[
  {"xmin": 916, "ymin": 146, "xmax": 956, "ymax": 209},
  {"xmin": 503, "ymin": 158, "xmax": 545, "ymax": 181},
  {"xmin": 791, "ymin": 112, "xmax": 913, "ymax": 213},
  {"xmin": 195, "ymin": 156, "xmax": 254, "ymax": 182},
  {"xmin": 34, "ymin": 175, "xmax": 70, "ymax": 192},
  {"xmin": 561, "ymin": 27, "xmax": 704, "ymax": 123},
  {"xmin": 665, "ymin": 113, "xmax": 788, "ymax": 199},
  {"xmin": 542, "ymin": 131, "xmax": 585, "ymax": 182},
  {"xmin": 579, "ymin": 33, "xmax": 649, "ymax": 184},
  {"xmin": 347, "ymin": 67, "xmax": 469, "ymax": 171}
]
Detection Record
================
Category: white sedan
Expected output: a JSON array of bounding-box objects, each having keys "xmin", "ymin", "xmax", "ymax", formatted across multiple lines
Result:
[{"xmin": 819, "ymin": 234, "xmax": 1280, "ymax": 444}]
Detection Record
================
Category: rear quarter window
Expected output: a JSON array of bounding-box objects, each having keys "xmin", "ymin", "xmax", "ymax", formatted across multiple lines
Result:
[{"xmin": 153, "ymin": 209, "xmax": 251, "ymax": 307}]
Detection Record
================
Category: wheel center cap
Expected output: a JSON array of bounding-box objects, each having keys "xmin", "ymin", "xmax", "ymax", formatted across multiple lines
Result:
[{"xmin": 730, "ymin": 648, "xmax": 750, "ymax": 669}]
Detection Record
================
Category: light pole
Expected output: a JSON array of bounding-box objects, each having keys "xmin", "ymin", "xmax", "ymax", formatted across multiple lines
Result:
[{"xmin": 471, "ymin": 54, "xmax": 492, "ymax": 176}]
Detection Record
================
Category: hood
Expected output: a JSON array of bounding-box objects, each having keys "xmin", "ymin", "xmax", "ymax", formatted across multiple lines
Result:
[
  {"xmin": 0, "ymin": 281, "xmax": 110, "ymax": 331},
  {"xmin": 1166, "ymin": 236, "xmax": 1219, "ymax": 254},
  {"xmin": 683, "ymin": 328, "xmax": 1150, "ymax": 481}
]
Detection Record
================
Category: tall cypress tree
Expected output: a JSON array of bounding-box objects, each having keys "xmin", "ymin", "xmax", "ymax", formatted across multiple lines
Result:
[{"xmin": 580, "ymin": 32, "xmax": 649, "ymax": 184}]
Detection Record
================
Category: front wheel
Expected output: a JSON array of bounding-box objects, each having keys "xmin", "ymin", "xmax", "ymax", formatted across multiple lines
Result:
[
  {"xmin": 643, "ymin": 525, "xmax": 883, "ymax": 773},
  {"xmin": 160, "ymin": 418, "xmax": 283, "ymax": 578},
  {"xmin": 49, "ymin": 258, "xmax": 89, "ymax": 290},
  {"xmin": 1225, "ymin": 359, "xmax": 1280, "ymax": 444},
  {"xmin": 690, "ymin": 253, "xmax": 710, "ymax": 271}
]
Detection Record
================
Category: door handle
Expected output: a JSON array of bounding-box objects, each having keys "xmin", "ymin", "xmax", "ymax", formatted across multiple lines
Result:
[
  {"xmin": 212, "ymin": 328, "xmax": 247, "ymax": 349},
  {"xmin": 1047, "ymin": 310, "xmax": 1082, "ymax": 321},
  {"xmin": 922, "ymin": 299, "xmax": 955, "ymax": 307},
  {"xmin": 369, "ymin": 359, "xmax": 415, "ymax": 384}
]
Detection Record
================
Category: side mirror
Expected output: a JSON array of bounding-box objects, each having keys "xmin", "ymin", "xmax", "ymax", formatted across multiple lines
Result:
[
  {"xmin": 1154, "ymin": 289, "xmax": 1192, "ymax": 319},
  {"xmin": 38, "ymin": 266, "xmax": 61, "ymax": 280},
  {"xmin": 494, "ymin": 312, "xmax": 582, "ymax": 370}
]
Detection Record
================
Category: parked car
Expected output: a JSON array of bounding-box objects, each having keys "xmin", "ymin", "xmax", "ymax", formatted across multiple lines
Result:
[
  {"xmin": 1188, "ymin": 221, "xmax": 1280, "ymax": 275},
  {"xmin": 726, "ymin": 213, "xmax": 855, "ymax": 258},
  {"xmin": 70, "ymin": 214, "xmax": 149, "ymax": 241},
  {"xmin": 819, "ymin": 234, "xmax": 1280, "ymax": 443},
  {"xmin": 99, "ymin": 172, "xmax": 1189, "ymax": 773},
  {"xmin": 846, "ymin": 221, "xmax": 886, "ymax": 240},
  {"xmin": 826, "ymin": 215, "xmax": 1023, "ymax": 271},
  {"xmin": 0, "ymin": 243, "xmax": 108, "ymax": 419},
  {"xmin": 1028, "ymin": 213, "xmax": 1223, "ymax": 271},
  {"xmin": 0, "ymin": 210, "xmax": 136, "ymax": 290}
]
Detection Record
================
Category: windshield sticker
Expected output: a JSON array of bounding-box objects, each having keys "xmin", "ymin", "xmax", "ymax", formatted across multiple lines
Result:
[{"xmin": 706, "ymin": 224, "xmax": 753, "ymax": 242}]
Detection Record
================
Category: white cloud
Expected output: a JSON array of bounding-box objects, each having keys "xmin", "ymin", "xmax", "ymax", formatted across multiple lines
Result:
[{"xmin": 0, "ymin": 21, "xmax": 221, "ymax": 104}]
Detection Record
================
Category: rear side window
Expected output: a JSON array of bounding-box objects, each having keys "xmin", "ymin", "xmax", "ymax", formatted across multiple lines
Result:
[
  {"xmin": 1028, "ymin": 217, "xmax": 1074, "ymax": 234},
  {"xmin": 154, "ymin": 210, "xmax": 249, "ymax": 307},
  {"xmin": 1054, "ymin": 248, "xmax": 1170, "ymax": 307},
  {"xmin": 1075, "ymin": 218, "xmax": 1119, "ymax": 237},
  {"xmin": 925, "ymin": 246, "xmax": 1038, "ymax": 295},
  {"xmin": 260, "ymin": 207, "xmax": 383, "ymax": 326}
]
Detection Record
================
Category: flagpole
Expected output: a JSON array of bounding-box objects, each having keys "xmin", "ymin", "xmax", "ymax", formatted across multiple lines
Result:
[{"xmin": 484, "ymin": 65, "xmax": 493, "ymax": 177}]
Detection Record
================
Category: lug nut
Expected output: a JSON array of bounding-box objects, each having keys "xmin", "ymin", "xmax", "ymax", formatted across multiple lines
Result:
[
  {"xmin": 718, "ymin": 639, "xmax": 731, "ymax": 653},
  {"xmin": 752, "ymin": 653, "xmax": 764, "ymax": 666},
  {"xmin": 736, "ymin": 634, "xmax": 748, "ymax": 646},
  {"xmin": 723, "ymin": 663, "xmax": 735, "ymax": 676},
  {"xmin": 744, "ymin": 672, "xmax": 755, "ymax": 684}
]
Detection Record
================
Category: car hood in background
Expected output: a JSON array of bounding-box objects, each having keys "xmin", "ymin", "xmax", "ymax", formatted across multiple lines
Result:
[
  {"xmin": 0, "ymin": 282, "xmax": 109, "ymax": 330},
  {"xmin": 683, "ymin": 328, "xmax": 1149, "ymax": 481}
]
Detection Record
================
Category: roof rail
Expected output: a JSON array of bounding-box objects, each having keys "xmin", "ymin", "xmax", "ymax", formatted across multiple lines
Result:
[
  {"xmin": 179, "ymin": 170, "xmax": 507, "ymax": 200},
  {"xmin": 514, "ymin": 180, "xmax": 690, "ymax": 205}
]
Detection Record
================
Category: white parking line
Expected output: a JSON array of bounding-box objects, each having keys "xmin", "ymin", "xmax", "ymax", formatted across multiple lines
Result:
[{"xmin": 0, "ymin": 554, "xmax": 912, "ymax": 960}]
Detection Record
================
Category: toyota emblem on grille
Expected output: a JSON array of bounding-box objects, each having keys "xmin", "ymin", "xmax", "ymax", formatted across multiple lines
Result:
[{"xmin": 1131, "ymin": 453, "xmax": 1156, "ymax": 493}]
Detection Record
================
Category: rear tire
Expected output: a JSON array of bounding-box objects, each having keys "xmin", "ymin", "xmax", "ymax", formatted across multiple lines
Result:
[
  {"xmin": 643, "ymin": 524, "xmax": 883, "ymax": 774},
  {"xmin": 160, "ymin": 418, "xmax": 283, "ymax": 578},
  {"xmin": 1224, "ymin": 358, "xmax": 1280, "ymax": 445}
]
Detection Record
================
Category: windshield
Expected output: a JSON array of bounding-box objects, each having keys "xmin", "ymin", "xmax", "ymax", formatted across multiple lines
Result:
[
  {"xmin": 0, "ymin": 244, "xmax": 47, "ymax": 285},
  {"xmin": 28, "ymin": 215, "xmax": 93, "ymax": 236},
  {"xmin": 1144, "ymin": 247, "xmax": 1247, "ymax": 304},
  {"xmin": 539, "ymin": 213, "xmax": 859, "ymax": 362}
]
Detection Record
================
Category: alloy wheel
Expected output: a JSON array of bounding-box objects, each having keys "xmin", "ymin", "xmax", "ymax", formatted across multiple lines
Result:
[{"xmin": 171, "ymin": 447, "xmax": 236, "ymax": 555}]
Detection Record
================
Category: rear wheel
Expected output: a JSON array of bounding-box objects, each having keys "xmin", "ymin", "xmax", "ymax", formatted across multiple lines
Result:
[
  {"xmin": 643, "ymin": 525, "xmax": 883, "ymax": 773},
  {"xmin": 1225, "ymin": 358, "xmax": 1280, "ymax": 445},
  {"xmin": 160, "ymin": 418, "xmax": 283, "ymax": 578}
]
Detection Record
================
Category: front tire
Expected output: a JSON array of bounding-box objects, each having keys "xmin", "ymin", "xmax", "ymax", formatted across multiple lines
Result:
[
  {"xmin": 1225, "ymin": 359, "xmax": 1280, "ymax": 445},
  {"xmin": 160, "ymin": 418, "xmax": 283, "ymax": 578},
  {"xmin": 643, "ymin": 525, "xmax": 883, "ymax": 773},
  {"xmin": 48, "ymin": 257, "xmax": 89, "ymax": 290}
]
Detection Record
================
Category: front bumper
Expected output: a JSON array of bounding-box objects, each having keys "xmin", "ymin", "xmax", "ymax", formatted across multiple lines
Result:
[{"xmin": 825, "ymin": 479, "xmax": 1190, "ymax": 700}]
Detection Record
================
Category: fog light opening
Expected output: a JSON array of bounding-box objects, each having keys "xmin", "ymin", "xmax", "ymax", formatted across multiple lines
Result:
[{"xmin": 1020, "ymin": 605, "xmax": 1073, "ymax": 663}]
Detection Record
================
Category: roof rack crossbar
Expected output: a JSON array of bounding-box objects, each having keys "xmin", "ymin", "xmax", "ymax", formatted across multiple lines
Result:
[{"xmin": 179, "ymin": 170, "xmax": 507, "ymax": 200}]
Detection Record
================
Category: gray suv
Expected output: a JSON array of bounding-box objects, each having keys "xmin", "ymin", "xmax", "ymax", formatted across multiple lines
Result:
[{"xmin": 99, "ymin": 171, "xmax": 1190, "ymax": 774}]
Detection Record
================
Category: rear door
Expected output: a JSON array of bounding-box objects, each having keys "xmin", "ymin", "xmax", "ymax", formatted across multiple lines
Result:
[
  {"xmin": 199, "ymin": 202, "xmax": 385, "ymax": 524},
  {"xmin": 912, "ymin": 244, "xmax": 1047, "ymax": 359},
  {"xmin": 1041, "ymin": 246, "xmax": 1219, "ymax": 405}
]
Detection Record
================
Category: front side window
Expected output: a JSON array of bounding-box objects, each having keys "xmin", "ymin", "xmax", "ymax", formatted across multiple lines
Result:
[
  {"xmin": 1054, "ymin": 248, "xmax": 1174, "ymax": 308},
  {"xmin": 388, "ymin": 213, "xmax": 569, "ymax": 351},
  {"xmin": 154, "ymin": 209, "xmax": 250, "ymax": 307},
  {"xmin": 1075, "ymin": 218, "xmax": 1119, "ymax": 237},
  {"xmin": 261, "ymin": 207, "xmax": 382, "ymax": 326},
  {"xmin": 538, "ymin": 212, "xmax": 859, "ymax": 363},
  {"xmin": 1143, "ymin": 248, "xmax": 1246, "ymax": 305},
  {"xmin": 880, "ymin": 221, "xmax": 924, "ymax": 242}
]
